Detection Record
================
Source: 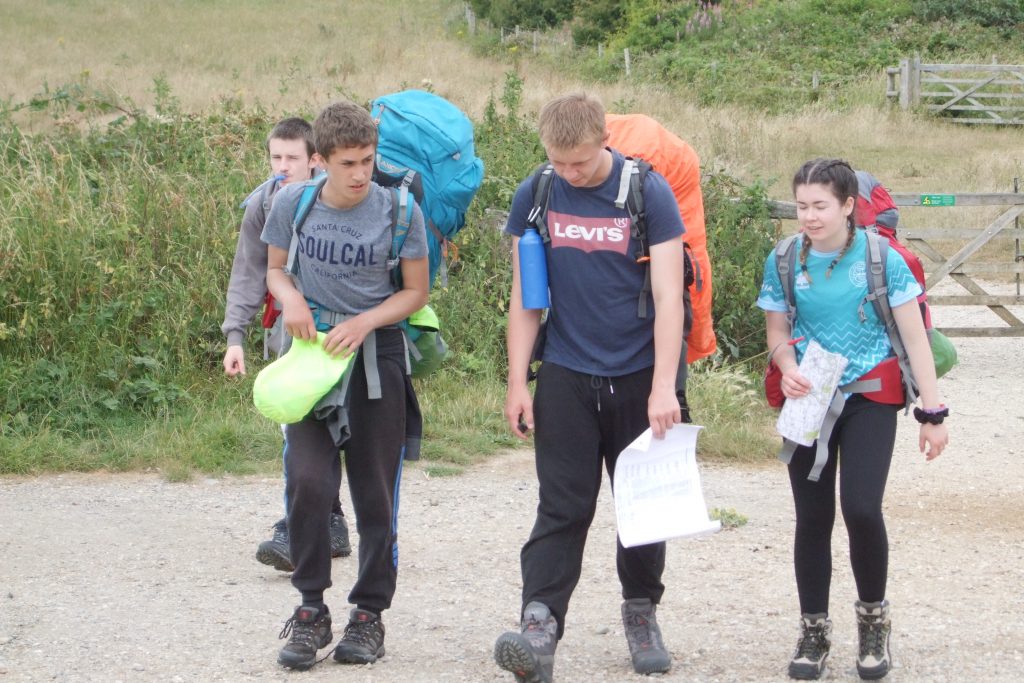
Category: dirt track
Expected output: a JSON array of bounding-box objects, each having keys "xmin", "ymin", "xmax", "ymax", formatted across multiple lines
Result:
[{"xmin": 1, "ymin": 286, "xmax": 1022, "ymax": 682}]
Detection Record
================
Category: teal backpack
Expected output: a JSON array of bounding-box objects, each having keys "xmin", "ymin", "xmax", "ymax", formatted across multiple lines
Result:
[{"xmin": 370, "ymin": 90, "xmax": 484, "ymax": 288}]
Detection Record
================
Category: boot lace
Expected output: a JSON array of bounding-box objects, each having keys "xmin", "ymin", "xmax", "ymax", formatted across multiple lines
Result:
[
  {"xmin": 624, "ymin": 612, "xmax": 656, "ymax": 650},
  {"xmin": 343, "ymin": 618, "xmax": 381, "ymax": 648},
  {"xmin": 858, "ymin": 616, "xmax": 886, "ymax": 657},
  {"xmin": 279, "ymin": 615, "xmax": 321, "ymax": 649},
  {"xmin": 796, "ymin": 624, "xmax": 828, "ymax": 660}
]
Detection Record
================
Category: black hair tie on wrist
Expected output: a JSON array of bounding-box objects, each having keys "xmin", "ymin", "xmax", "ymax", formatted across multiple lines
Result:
[{"xmin": 913, "ymin": 406, "xmax": 949, "ymax": 425}]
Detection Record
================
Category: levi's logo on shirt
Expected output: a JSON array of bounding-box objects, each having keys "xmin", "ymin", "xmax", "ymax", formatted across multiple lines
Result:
[{"xmin": 547, "ymin": 210, "xmax": 630, "ymax": 255}]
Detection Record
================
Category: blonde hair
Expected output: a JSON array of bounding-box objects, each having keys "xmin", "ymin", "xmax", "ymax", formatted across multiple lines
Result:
[{"xmin": 537, "ymin": 92, "xmax": 606, "ymax": 150}]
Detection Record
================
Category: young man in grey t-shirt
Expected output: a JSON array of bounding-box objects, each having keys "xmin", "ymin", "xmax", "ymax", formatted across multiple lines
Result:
[{"xmin": 261, "ymin": 101, "xmax": 429, "ymax": 671}]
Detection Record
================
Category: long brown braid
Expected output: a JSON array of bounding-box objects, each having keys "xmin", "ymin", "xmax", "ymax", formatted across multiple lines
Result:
[{"xmin": 793, "ymin": 158, "xmax": 858, "ymax": 284}]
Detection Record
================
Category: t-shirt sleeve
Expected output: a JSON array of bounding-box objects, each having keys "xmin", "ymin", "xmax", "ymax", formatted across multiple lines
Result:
[
  {"xmin": 640, "ymin": 170, "xmax": 685, "ymax": 246},
  {"xmin": 884, "ymin": 249, "xmax": 924, "ymax": 308},
  {"xmin": 400, "ymin": 200, "xmax": 429, "ymax": 260},
  {"xmin": 260, "ymin": 182, "xmax": 302, "ymax": 251},
  {"xmin": 504, "ymin": 176, "xmax": 535, "ymax": 238},
  {"xmin": 757, "ymin": 250, "xmax": 788, "ymax": 313}
]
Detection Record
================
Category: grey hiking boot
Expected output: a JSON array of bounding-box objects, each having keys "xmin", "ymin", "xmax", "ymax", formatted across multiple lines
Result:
[
  {"xmin": 330, "ymin": 512, "xmax": 352, "ymax": 558},
  {"xmin": 788, "ymin": 613, "xmax": 832, "ymax": 680},
  {"xmin": 622, "ymin": 598, "xmax": 672, "ymax": 675},
  {"xmin": 855, "ymin": 600, "xmax": 892, "ymax": 680},
  {"xmin": 333, "ymin": 608, "xmax": 386, "ymax": 664},
  {"xmin": 257, "ymin": 518, "xmax": 293, "ymax": 572},
  {"xmin": 494, "ymin": 601, "xmax": 558, "ymax": 683},
  {"xmin": 277, "ymin": 604, "xmax": 332, "ymax": 670}
]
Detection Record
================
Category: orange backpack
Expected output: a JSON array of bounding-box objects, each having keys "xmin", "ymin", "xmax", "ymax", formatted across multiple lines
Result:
[{"xmin": 605, "ymin": 114, "xmax": 716, "ymax": 363}]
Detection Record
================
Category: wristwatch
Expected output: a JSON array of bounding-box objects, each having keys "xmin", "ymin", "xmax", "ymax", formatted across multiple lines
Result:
[{"xmin": 913, "ymin": 405, "xmax": 949, "ymax": 425}]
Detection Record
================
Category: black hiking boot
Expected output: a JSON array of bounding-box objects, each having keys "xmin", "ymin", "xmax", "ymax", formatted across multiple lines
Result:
[
  {"xmin": 494, "ymin": 601, "xmax": 558, "ymax": 683},
  {"xmin": 622, "ymin": 598, "xmax": 672, "ymax": 675},
  {"xmin": 256, "ymin": 518, "xmax": 293, "ymax": 572},
  {"xmin": 330, "ymin": 512, "xmax": 352, "ymax": 558},
  {"xmin": 855, "ymin": 600, "xmax": 892, "ymax": 680},
  {"xmin": 788, "ymin": 613, "xmax": 832, "ymax": 680},
  {"xmin": 333, "ymin": 608, "xmax": 386, "ymax": 664},
  {"xmin": 277, "ymin": 604, "xmax": 332, "ymax": 670}
]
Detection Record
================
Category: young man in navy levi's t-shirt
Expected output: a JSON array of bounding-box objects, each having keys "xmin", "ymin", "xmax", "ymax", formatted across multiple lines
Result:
[{"xmin": 494, "ymin": 93, "xmax": 686, "ymax": 682}]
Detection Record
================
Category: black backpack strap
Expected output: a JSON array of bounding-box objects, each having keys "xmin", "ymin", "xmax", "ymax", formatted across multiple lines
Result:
[
  {"xmin": 527, "ymin": 164, "xmax": 555, "ymax": 243},
  {"xmin": 616, "ymin": 158, "xmax": 652, "ymax": 317}
]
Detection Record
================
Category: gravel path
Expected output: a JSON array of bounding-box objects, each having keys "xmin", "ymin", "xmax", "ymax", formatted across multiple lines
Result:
[{"xmin": 1, "ymin": 286, "xmax": 1022, "ymax": 682}]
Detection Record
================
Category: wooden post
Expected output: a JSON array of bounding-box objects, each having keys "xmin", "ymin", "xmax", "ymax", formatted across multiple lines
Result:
[
  {"xmin": 598, "ymin": 43, "xmax": 603, "ymax": 58},
  {"xmin": 533, "ymin": 31, "xmax": 538, "ymax": 53},
  {"xmin": 466, "ymin": 6, "xmax": 475, "ymax": 35},
  {"xmin": 911, "ymin": 53, "xmax": 922, "ymax": 106},
  {"xmin": 812, "ymin": 71, "xmax": 820, "ymax": 91},
  {"xmin": 899, "ymin": 58, "xmax": 910, "ymax": 110},
  {"xmin": 624, "ymin": 48, "xmax": 631, "ymax": 77}
]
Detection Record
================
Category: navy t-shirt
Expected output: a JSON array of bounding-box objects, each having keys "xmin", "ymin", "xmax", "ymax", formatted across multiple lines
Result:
[{"xmin": 505, "ymin": 150, "xmax": 685, "ymax": 376}]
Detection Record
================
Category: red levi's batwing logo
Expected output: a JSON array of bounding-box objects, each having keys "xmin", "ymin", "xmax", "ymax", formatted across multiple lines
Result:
[{"xmin": 547, "ymin": 210, "xmax": 630, "ymax": 255}]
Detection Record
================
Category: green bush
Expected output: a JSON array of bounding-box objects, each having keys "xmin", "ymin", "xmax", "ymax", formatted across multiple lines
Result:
[
  {"xmin": 913, "ymin": 0, "xmax": 1024, "ymax": 28},
  {"xmin": 702, "ymin": 172, "xmax": 779, "ymax": 360},
  {"xmin": 469, "ymin": 0, "xmax": 575, "ymax": 30}
]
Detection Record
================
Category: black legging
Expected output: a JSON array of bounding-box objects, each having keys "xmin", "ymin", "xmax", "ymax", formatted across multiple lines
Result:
[{"xmin": 787, "ymin": 395, "xmax": 899, "ymax": 615}]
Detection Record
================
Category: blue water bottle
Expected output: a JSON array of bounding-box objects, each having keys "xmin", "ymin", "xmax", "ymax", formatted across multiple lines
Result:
[{"xmin": 518, "ymin": 227, "xmax": 550, "ymax": 309}]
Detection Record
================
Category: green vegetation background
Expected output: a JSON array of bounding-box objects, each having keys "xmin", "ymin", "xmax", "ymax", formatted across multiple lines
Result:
[{"xmin": 3, "ymin": 0, "xmax": 1021, "ymax": 476}]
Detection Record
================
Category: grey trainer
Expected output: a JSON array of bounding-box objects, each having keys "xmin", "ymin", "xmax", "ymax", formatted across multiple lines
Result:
[
  {"xmin": 494, "ymin": 601, "xmax": 558, "ymax": 683},
  {"xmin": 277, "ymin": 604, "xmax": 332, "ymax": 670},
  {"xmin": 257, "ymin": 518, "xmax": 293, "ymax": 572},
  {"xmin": 330, "ymin": 512, "xmax": 352, "ymax": 558},
  {"xmin": 622, "ymin": 598, "xmax": 672, "ymax": 675},
  {"xmin": 788, "ymin": 613, "xmax": 832, "ymax": 680},
  {"xmin": 855, "ymin": 600, "xmax": 892, "ymax": 680}
]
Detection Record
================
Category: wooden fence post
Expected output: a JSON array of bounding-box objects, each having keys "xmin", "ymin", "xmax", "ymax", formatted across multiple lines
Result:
[
  {"xmin": 910, "ymin": 53, "xmax": 922, "ymax": 106},
  {"xmin": 624, "ymin": 48, "xmax": 631, "ymax": 77},
  {"xmin": 899, "ymin": 58, "xmax": 910, "ymax": 109},
  {"xmin": 465, "ymin": 5, "xmax": 475, "ymax": 34}
]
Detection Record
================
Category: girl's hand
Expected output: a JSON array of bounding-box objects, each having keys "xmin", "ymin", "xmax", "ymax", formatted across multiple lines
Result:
[
  {"xmin": 919, "ymin": 423, "xmax": 948, "ymax": 461},
  {"xmin": 780, "ymin": 366, "xmax": 813, "ymax": 399}
]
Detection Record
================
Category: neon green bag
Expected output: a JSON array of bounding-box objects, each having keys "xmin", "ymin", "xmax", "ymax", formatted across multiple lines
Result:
[
  {"xmin": 253, "ymin": 333, "xmax": 354, "ymax": 424},
  {"xmin": 929, "ymin": 329, "xmax": 958, "ymax": 378}
]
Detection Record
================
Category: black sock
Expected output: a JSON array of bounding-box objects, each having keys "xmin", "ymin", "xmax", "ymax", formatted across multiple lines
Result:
[{"xmin": 301, "ymin": 592, "xmax": 325, "ymax": 611}]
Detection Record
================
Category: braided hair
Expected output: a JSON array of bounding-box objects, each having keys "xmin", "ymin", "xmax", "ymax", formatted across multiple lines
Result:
[{"xmin": 792, "ymin": 158, "xmax": 858, "ymax": 283}]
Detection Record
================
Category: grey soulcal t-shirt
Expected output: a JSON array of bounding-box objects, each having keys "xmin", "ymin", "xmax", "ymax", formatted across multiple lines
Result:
[{"xmin": 262, "ymin": 181, "xmax": 427, "ymax": 315}]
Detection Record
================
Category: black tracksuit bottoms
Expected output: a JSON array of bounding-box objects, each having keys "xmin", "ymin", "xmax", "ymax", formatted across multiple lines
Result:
[
  {"xmin": 284, "ymin": 329, "xmax": 408, "ymax": 613},
  {"xmin": 521, "ymin": 361, "xmax": 666, "ymax": 639},
  {"xmin": 787, "ymin": 395, "xmax": 899, "ymax": 615}
]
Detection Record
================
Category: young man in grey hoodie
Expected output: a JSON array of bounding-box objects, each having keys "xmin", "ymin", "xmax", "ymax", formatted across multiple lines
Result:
[{"xmin": 221, "ymin": 117, "xmax": 351, "ymax": 570}]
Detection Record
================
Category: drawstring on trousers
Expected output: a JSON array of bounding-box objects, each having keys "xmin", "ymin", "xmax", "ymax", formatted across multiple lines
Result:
[{"xmin": 590, "ymin": 375, "xmax": 615, "ymax": 412}]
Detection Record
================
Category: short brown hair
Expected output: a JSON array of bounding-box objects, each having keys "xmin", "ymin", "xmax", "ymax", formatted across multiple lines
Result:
[
  {"xmin": 538, "ymin": 92, "xmax": 606, "ymax": 150},
  {"xmin": 266, "ymin": 117, "xmax": 315, "ymax": 158},
  {"xmin": 313, "ymin": 101, "xmax": 377, "ymax": 159}
]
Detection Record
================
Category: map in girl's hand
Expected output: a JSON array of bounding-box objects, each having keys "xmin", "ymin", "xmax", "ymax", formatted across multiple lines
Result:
[{"xmin": 776, "ymin": 340, "xmax": 848, "ymax": 447}]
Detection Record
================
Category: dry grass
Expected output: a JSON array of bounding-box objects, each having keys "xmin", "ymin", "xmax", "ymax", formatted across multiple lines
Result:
[{"xmin": 5, "ymin": 0, "xmax": 1021, "ymax": 225}]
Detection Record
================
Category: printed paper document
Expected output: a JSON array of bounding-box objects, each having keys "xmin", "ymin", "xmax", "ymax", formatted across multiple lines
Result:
[{"xmin": 613, "ymin": 424, "xmax": 720, "ymax": 548}]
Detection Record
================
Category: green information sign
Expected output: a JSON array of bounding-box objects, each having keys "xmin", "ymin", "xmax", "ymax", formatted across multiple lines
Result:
[{"xmin": 920, "ymin": 194, "xmax": 956, "ymax": 207}]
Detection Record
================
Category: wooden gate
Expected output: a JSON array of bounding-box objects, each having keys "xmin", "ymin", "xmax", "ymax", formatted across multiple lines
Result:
[
  {"xmin": 886, "ymin": 57, "xmax": 1024, "ymax": 125},
  {"xmin": 767, "ymin": 188, "xmax": 1024, "ymax": 337}
]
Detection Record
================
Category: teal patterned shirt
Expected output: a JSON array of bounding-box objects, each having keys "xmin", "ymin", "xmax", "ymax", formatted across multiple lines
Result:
[{"xmin": 757, "ymin": 229, "xmax": 922, "ymax": 385}]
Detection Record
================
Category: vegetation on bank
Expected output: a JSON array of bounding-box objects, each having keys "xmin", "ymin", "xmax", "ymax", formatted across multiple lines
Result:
[{"xmin": 0, "ymin": 73, "xmax": 778, "ymax": 475}]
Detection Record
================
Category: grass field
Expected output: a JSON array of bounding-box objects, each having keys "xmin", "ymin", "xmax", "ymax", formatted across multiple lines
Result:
[{"xmin": 2, "ymin": 0, "xmax": 1021, "ymax": 476}]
